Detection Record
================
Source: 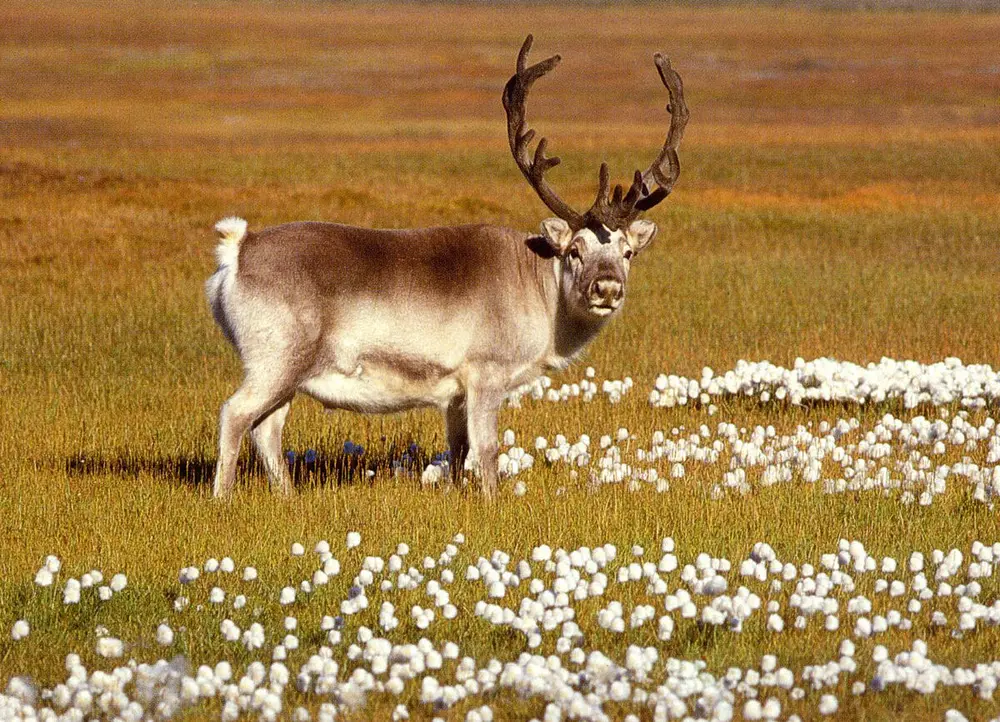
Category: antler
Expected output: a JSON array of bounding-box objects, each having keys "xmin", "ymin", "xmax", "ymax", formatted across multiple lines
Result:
[
  {"xmin": 584, "ymin": 53, "xmax": 689, "ymax": 229},
  {"xmin": 634, "ymin": 54, "xmax": 689, "ymax": 212},
  {"xmin": 502, "ymin": 35, "xmax": 586, "ymax": 230},
  {"xmin": 504, "ymin": 36, "xmax": 689, "ymax": 232}
]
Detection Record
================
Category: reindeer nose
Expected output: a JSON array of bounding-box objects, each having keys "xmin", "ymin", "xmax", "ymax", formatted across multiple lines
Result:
[{"xmin": 590, "ymin": 277, "xmax": 623, "ymax": 304}]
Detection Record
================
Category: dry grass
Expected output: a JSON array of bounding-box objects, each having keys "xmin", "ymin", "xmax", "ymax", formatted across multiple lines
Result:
[{"xmin": 2, "ymin": 2, "xmax": 1000, "ymax": 719}]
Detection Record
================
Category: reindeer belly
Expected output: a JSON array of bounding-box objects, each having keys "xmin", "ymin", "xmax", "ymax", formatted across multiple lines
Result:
[
  {"xmin": 299, "ymin": 362, "xmax": 461, "ymax": 414},
  {"xmin": 299, "ymin": 314, "xmax": 472, "ymax": 412}
]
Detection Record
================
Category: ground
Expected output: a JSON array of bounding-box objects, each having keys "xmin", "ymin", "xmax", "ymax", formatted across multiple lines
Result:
[{"xmin": 2, "ymin": 2, "xmax": 1000, "ymax": 720}]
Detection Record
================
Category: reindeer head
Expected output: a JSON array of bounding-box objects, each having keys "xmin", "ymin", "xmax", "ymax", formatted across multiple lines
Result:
[{"xmin": 504, "ymin": 35, "xmax": 688, "ymax": 319}]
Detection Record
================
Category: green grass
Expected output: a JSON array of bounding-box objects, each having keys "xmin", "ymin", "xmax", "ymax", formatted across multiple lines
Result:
[{"xmin": 2, "ymin": 2, "xmax": 1000, "ymax": 719}]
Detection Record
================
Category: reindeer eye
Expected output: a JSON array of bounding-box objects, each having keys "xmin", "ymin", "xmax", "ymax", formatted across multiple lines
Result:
[{"xmin": 623, "ymin": 248, "xmax": 634, "ymax": 261}]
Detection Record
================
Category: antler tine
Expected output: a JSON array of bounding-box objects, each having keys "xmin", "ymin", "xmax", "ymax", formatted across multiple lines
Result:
[
  {"xmin": 516, "ymin": 33, "xmax": 533, "ymax": 75},
  {"xmin": 596, "ymin": 171, "xmax": 645, "ymax": 229},
  {"xmin": 503, "ymin": 35, "xmax": 586, "ymax": 229},
  {"xmin": 596, "ymin": 162, "xmax": 611, "ymax": 205},
  {"xmin": 622, "ymin": 170, "xmax": 644, "ymax": 208},
  {"xmin": 586, "ymin": 162, "xmax": 614, "ymax": 228},
  {"xmin": 634, "ymin": 53, "xmax": 689, "ymax": 212}
]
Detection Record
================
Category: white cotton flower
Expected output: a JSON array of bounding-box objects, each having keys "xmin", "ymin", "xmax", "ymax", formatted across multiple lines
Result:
[
  {"xmin": 818, "ymin": 695, "xmax": 838, "ymax": 715},
  {"xmin": 421, "ymin": 464, "xmax": 443, "ymax": 486},
  {"xmin": 280, "ymin": 587, "xmax": 296, "ymax": 605},
  {"xmin": 291, "ymin": 543, "xmax": 305, "ymax": 556},
  {"xmin": 96, "ymin": 636, "xmax": 124, "ymax": 658},
  {"xmin": 347, "ymin": 532, "xmax": 361, "ymax": 549},
  {"xmin": 243, "ymin": 566, "xmax": 258, "ymax": 582},
  {"xmin": 743, "ymin": 700, "xmax": 763, "ymax": 721},
  {"xmin": 180, "ymin": 566, "xmax": 199, "ymax": 583},
  {"xmin": 11, "ymin": 620, "xmax": 29, "ymax": 641},
  {"xmin": 220, "ymin": 619, "xmax": 241, "ymax": 642},
  {"xmin": 110, "ymin": 573, "xmax": 127, "ymax": 592},
  {"xmin": 156, "ymin": 623, "xmax": 174, "ymax": 646}
]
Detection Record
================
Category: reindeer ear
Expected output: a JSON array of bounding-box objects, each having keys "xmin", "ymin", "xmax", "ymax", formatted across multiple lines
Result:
[
  {"xmin": 625, "ymin": 219, "xmax": 657, "ymax": 254},
  {"xmin": 535, "ymin": 218, "xmax": 573, "ymax": 256},
  {"xmin": 526, "ymin": 235, "xmax": 559, "ymax": 259}
]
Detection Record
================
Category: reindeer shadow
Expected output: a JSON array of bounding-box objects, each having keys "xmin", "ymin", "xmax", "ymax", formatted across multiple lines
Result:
[{"xmin": 63, "ymin": 440, "xmax": 452, "ymax": 492}]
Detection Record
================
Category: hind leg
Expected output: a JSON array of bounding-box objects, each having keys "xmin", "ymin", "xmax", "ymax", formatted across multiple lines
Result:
[
  {"xmin": 444, "ymin": 396, "xmax": 469, "ymax": 485},
  {"xmin": 213, "ymin": 379, "xmax": 292, "ymax": 498},
  {"xmin": 251, "ymin": 400, "xmax": 293, "ymax": 495}
]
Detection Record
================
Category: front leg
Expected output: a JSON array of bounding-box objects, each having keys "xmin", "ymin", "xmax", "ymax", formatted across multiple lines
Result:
[{"xmin": 466, "ymin": 384, "xmax": 504, "ymax": 499}]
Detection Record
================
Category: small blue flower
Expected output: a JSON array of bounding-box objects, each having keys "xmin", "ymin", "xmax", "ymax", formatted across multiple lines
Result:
[{"xmin": 304, "ymin": 449, "xmax": 317, "ymax": 464}]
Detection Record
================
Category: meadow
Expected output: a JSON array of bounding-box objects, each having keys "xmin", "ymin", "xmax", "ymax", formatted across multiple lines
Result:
[{"xmin": 2, "ymin": 2, "xmax": 1000, "ymax": 719}]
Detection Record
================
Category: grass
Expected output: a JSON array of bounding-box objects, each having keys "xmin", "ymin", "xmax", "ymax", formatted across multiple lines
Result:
[{"xmin": 2, "ymin": 2, "xmax": 1000, "ymax": 719}]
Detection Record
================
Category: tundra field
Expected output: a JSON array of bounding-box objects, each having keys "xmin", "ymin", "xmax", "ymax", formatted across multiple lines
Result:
[{"xmin": 4, "ymin": 3, "xmax": 1000, "ymax": 720}]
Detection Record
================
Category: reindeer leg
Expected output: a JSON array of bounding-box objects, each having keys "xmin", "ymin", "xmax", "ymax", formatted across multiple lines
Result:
[
  {"xmin": 214, "ymin": 378, "xmax": 292, "ymax": 498},
  {"xmin": 250, "ymin": 399, "xmax": 293, "ymax": 495},
  {"xmin": 466, "ymin": 384, "xmax": 504, "ymax": 500},
  {"xmin": 444, "ymin": 396, "xmax": 469, "ymax": 487}
]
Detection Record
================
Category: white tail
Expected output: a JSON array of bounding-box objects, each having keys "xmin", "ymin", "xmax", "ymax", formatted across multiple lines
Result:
[
  {"xmin": 206, "ymin": 217, "xmax": 246, "ymax": 347},
  {"xmin": 213, "ymin": 216, "xmax": 247, "ymax": 268}
]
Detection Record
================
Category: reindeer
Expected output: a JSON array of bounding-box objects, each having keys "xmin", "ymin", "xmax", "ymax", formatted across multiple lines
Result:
[{"xmin": 206, "ymin": 35, "xmax": 688, "ymax": 498}]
